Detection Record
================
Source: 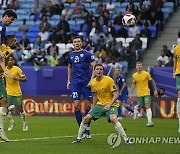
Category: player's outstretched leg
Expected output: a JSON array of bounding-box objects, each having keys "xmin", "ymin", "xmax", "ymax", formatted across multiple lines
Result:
[
  {"xmin": 177, "ymin": 98, "xmax": 180, "ymax": 133},
  {"xmin": 20, "ymin": 112, "xmax": 28, "ymax": 131},
  {"xmin": 146, "ymin": 107, "xmax": 154, "ymax": 127},
  {"xmin": 7, "ymin": 111, "xmax": 15, "ymax": 131},
  {"xmin": 0, "ymin": 107, "xmax": 9, "ymax": 142}
]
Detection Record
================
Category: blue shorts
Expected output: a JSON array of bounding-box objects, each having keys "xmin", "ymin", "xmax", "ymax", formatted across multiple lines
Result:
[
  {"xmin": 118, "ymin": 91, "xmax": 128, "ymax": 103},
  {"xmin": 71, "ymin": 81, "xmax": 92, "ymax": 101}
]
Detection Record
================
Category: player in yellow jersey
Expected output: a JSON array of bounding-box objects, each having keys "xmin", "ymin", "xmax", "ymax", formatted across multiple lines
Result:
[
  {"xmin": 0, "ymin": 35, "xmax": 17, "ymax": 142},
  {"xmin": 5, "ymin": 57, "xmax": 28, "ymax": 131},
  {"xmin": 129, "ymin": 61, "xmax": 158, "ymax": 127},
  {"xmin": 72, "ymin": 64, "xmax": 130, "ymax": 145},
  {"xmin": 173, "ymin": 44, "xmax": 180, "ymax": 133}
]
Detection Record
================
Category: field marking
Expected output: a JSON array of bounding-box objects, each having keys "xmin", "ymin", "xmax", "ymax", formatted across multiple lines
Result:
[{"xmin": 0, "ymin": 133, "xmax": 108, "ymax": 143}]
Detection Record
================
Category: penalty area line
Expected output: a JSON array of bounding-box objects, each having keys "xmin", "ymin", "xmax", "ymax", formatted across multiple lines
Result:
[{"xmin": 0, "ymin": 133, "xmax": 108, "ymax": 143}]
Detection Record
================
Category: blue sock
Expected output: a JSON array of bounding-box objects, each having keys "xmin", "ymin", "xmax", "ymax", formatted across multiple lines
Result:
[
  {"xmin": 118, "ymin": 106, "xmax": 122, "ymax": 117},
  {"xmin": 75, "ymin": 110, "xmax": 82, "ymax": 127},
  {"xmin": 85, "ymin": 109, "xmax": 91, "ymax": 135},
  {"xmin": 126, "ymin": 106, "xmax": 134, "ymax": 113}
]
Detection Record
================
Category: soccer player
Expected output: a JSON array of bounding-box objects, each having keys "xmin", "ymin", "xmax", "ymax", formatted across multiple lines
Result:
[
  {"xmin": 5, "ymin": 57, "xmax": 28, "ymax": 131},
  {"xmin": 173, "ymin": 44, "xmax": 180, "ymax": 133},
  {"xmin": 72, "ymin": 64, "xmax": 130, "ymax": 144},
  {"xmin": 67, "ymin": 36, "xmax": 96, "ymax": 138},
  {"xmin": 129, "ymin": 61, "xmax": 158, "ymax": 127},
  {"xmin": 0, "ymin": 9, "xmax": 17, "ymax": 77},
  {"xmin": 114, "ymin": 67, "xmax": 134, "ymax": 119},
  {"xmin": 0, "ymin": 35, "xmax": 17, "ymax": 141}
]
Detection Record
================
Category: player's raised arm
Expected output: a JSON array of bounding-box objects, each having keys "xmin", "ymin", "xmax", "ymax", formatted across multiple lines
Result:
[{"xmin": 67, "ymin": 63, "xmax": 72, "ymax": 89}]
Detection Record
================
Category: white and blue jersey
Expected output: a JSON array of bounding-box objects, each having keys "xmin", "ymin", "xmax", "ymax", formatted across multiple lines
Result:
[
  {"xmin": 68, "ymin": 49, "xmax": 95, "ymax": 100},
  {"xmin": 115, "ymin": 74, "xmax": 128, "ymax": 103},
  {"xmin": 0, "ymin": 20, "xmax": 6, "ymax": 44}
]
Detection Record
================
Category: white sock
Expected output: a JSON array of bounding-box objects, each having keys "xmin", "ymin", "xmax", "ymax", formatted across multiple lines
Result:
[
  {"xmin": 7, "ymin": 111, "xmax": 14, "ymax": 123},
  {"xmin": 146, "ymin": 108, "xmax": 152, "ymax": 123},
  {"xmin": 20, "ymin": 112, "xmax": 27, "ymax": 123},
  {"xmin": 114, "ymin": 122, "xmax": 128, "ymax": 141},
  {"xmin": 177, "ymin": 99, "xmax": 180, "ymax": 126},
  {"xmin": 0, "ymin": 108, "xmax": 5, "ymax": 129},
  {"xmin": 77, "ymin": 122, "xmax": 87, "ymax": 139},
  {"xmin": 0, "ymin": 107, "xmax": 7, "ymax": 116}
]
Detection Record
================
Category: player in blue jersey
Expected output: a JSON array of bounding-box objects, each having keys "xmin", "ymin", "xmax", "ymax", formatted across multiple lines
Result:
[
  {"xmin": 114, "ymin": 68, "xmax": 134, "ymax": 119},
  {"xmin": 67, "ymin": 36, "xmax": 96, "ymax": 139},
  {"xmin": 0, "ymin": 9, "xmax": 17, "ymax": 77}
]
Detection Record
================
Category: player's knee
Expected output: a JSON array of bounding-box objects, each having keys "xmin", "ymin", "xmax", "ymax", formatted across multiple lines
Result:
[
  {"xmin": 85, "ymin": 100, "xmax": 92, "ymax": 109},
  {"xmin": 110, "ymin": 116, "xmax": 117, "ymax": 124},
  {"xmin": 145, "ymin": 104, "xmax": 150, "ymax": 109},
  {"xmin": 83, "ymin": 114, "xmax": 92, "ymax": 124}
]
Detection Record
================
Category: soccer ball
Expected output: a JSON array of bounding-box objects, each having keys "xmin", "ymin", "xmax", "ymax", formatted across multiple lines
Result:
[{"xmin": 122, "ymin": 14, "xmax": 136, "ymax": 27}]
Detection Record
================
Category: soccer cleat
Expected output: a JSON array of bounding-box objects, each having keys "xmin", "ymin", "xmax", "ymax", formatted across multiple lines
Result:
[
  {"xmin": 0, "ymin": 128, "xmax": 10, "ymax": 142},
  {"xmin": 117, "ymin": 116, "xmax": 123, "ymax": 121},
  {"xmin": 72, "ymin": 138, "xmax": 81, "ymax": 143},
  {"xmin": 7, "ymin": 105, "xmax": 15, "ymax": 112},
  {"xmin": 133, "ymin": 110, "xmax": 138, "ymax": 120},
  {"xmin": 8, "ymin": 121, "xmax": 15, "ymax": 131},
  {"xmin": 85, "ymin": 129, "xmax": 91, "ymax": 139},
  {"xmin": 147, "ymin": 122, "xmax": 154, "ymax": 127},
  {"xmin": 23, "ymin": 123, "xmax": 28, "ymax": 131},
  {"xmin": 125, "ymin": 138, "xmax": 131, "ymax": 145}
]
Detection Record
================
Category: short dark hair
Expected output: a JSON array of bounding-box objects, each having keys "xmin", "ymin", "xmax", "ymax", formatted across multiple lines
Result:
[
  {"xmin": 2, "ymin": 9, "xmax": 17, "ymax": 19},
  {"xmin": 136, "ymin": 61, "xmax": 142, "ymax": 65},
  {"xmin": 94, "ymin": 63, "xmax": 104, "ymax": 70},
  {"xmin": 72, "ymin": 36, "xmax": 82, "ymax": 41},
  {"xmin": 4, "ymin": 35, "xmax": 15, "ymax": 44}
]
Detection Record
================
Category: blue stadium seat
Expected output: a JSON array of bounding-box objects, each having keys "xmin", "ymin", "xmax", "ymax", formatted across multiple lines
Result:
[
  {"xmin": 29, "ymin": 26, "xmax": 39, "ymax": 32},
  {"xmin": 82, "ymin": 3, "xmax": 91, "ymax": 8},
  {"xmin": 121, "ymin": 2, "xmax": 129, "ymax": 8},
  {"xmin": 75, "ymin": 19, "xmax": 84, "ymax": 26},
  {"xmin": 15, "ymin": 32, "xmax": 24, "ymax": 38},
  {"xmin": 68, "ymin": 20, "xmax": 76, "ymax": 26},
  {"xmin": 50, "ymin": 15, "xmax": 60, "ymax": 21},
  {"xmin": 114, "ymin": 25, "xmax": 121, "ymax": 32},
  {"xmin": 87, "ymin": 8, "xmax": 95, "ymax": 12},
  {"xmin": 16, "ymin": 9, "xmax": 29, "ymax": 15},
  {"xmin": 26, "ymin": 20, "xmax": 35, "ymax": 26},
  {"xmin": 163, "ymin": 2, "xmax": 174, "ymax": 12},
  {"xmin": 148, "ymin": 26, "xmax": 156, "ymax": 38},
  {"xmin": 116, "ymin": 7, "xmax": 126, "ymax": 13},
  {"xmin": 114, "ymin": 2, "xmax": 121, "ymax": 8},
  {"xmin": 90, "ymin": 2, "xmax": 98, "ymax": 8},
  {"xmin": 70, "ymin": 25, "xmax": 80, "ymax": 32}
]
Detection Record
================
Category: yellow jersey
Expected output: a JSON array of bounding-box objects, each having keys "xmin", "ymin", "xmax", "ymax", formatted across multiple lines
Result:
[
  {"xmin": 0, "ymin": 44, "xmax": 13, "ymax": 75},
  {"xmin": 174, "ymin": 45, "xmax": 180, "ymax": 75},
  {"xmin": 90, "ymin": 76, "xmax": 119, "ymax": 107},
  {"xmin": 132, "ymin": 70, "xmax": 152, "ymax": 97},
  {"xmin": 5, "ymin": 66, "xmax": 25, "ymax": 96}
]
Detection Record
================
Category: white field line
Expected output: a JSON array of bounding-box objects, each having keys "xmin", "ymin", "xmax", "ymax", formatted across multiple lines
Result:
[{"xmin": 0, "ymin": 133, "xmax": 108, "ymax": 143}]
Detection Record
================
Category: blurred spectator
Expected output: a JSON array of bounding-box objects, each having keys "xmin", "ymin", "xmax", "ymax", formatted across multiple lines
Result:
[
  {"xmin": 18, "ymin": 19, "xmax": 29, "ymax": 33},
  {"xmin": 20, "ymin": 34, "xmax": 31, "ymax": 51},
  {"xmin": 130, "ymin": 34, "xmax": 143, "ymax": 61},
  {"xmin": 47, "ymin": 40, "xmax": 59, "ymax": 55},
  {"xmin": 58, "ymin": 29, "xmax": 69, "ymax": 43},
  {"xmin": 0, "ymin": 0, "xmax": 11, "ymax": 9},
  {"xmin": 158, "ymin": 88, "xmax": 167, "ymax": 97},
  {"xmin": 39, "ymin": 15, "xmax": 52, "ymax": 32},
  {"xmin": 91, "ymin": 28, "xmax": 103, "ymax": 45},
  {"xmin": 41, "ymin": 0, "xmax": 53, "ymax": 16},
  {"xmin": 177, "ymin": 31, "xmax": 180, "ymax": 44},
  {"xmin": 156, "ymin": 60, "xmax": 163, "ymax": 67},
  {"xmin": 147, "ymin": 11, "xmax": 158, "ymax": 31},
  {"xmin": 106, "ymin": 0, "xmax": 115, "ymax": 14},
  {"xmin": 109, "ymin": 45, "xmax": 120, "ymax": 60},
  {"xmin": 113, "ymin": 12, "xmax": 123, "ymax": 26},
  {"xmin": 117, "ymin": 25, "xmax": 128, "ymax": 38},
  {"xmin": 30, "ymin": 0, "xmax": 44, "ymax": 21},
  {"xmin": 162, "ymin": 45, "xmax": 173, "ymax": 58},
  {"xmin": 128, "ymin": 25, "xmax": 140, "ymax": 37},
  {"xmin": 94, "ymin": 46, "xmax": 107, "ymax": 62},
  {"xmin": 141, "ymin": 24, "xmax": 152, "ymax": 43},
  {"xmin": 34, "ymin": 51, "xmax": 47, "ymax": 66},
  {"xmin": 165, "ymin": 56, "xmax": 173, "ymax": 67},
  {"xmin": 12, "ymin": 43, "xmax": 24, "ymax": 66},
  {"xmin": 157, "ymin": 50, "xmax": 169, "ymax": 66},
  {"xmin": 107, "ymin": 58, "xmax": 123, "ymax": 71},
  {"xmin": 50, "ymin": 0, "xmax": 64, "ymax": 15},
  {"xmin": 68, "ymin": 29, "xmax": 76, "ymax": 43},
  {"xmin": 8, "ymin": 0, "xmax": 19, "ymax": 10},
  {"xmin": 38, "ymin": 28, "xmax": 49, "ymax": 43},
  {"xmin": 104, "ymin": 29, "xmax": 113, "ymax": 44},
  {"xmin": 48, "ymin": 52, "xmax": 59, "ymax": 66},
  {"xmin": 136, "ymin": 13, "xmax": 146, "ymax": 26},
  {"xmin": 89, "ymin": 22, "xmax": 99, "ymax": 38},
  {"xmin": 140, "ymin": 0, "xmax": 151, "ymax": 12},
  {"xmin": 48, "ymin": 27, "xmax": 59, "ymax": 42},
  {"xmin": 80, "ymin": 18, "xmax": 91, "ymax": 35},
  {"xmin": 95, "ymin": 1, "xmax": 103, "ymax": 14},
  {"xmin": 107, "ymin": 21, "xmax": 116, "ymax": 37},
  {"xmin": 59, "ymin": 51, "xmax": 70, "ymax": 66},
  {"xmin": 56, "ymin": 15, "xmax": 70, "ymax": 33},
  {"xmin": 33, "ymin": 35, "xmax": 45, "ymax": 54},
  {"xmin": 156, "ymin": 6, "xmax": 164, "ymax": 30},
  {"xmin": 72, "ymin": 0, "xmax": 84, "ymax": 18},
  {"xmin": 61, "ymin": 5, "xmax": 72, "ymax": 20}
]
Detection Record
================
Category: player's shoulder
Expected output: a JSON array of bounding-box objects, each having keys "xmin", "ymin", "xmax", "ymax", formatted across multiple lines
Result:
[
  {"xmin": 103, "ymin": 75, "xmax": 114, "ymax": 82},
  {"xmin": 13, "ymin": 65, "xmax": 21, "ymax": 71},
  {"xmin": 174, "ymin": 44, "xmax": 180, "ymax": 50}
]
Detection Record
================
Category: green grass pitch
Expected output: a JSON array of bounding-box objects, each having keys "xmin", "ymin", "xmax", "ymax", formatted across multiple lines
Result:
[{"xmin": 0, "ymin": 116, "xmax": 179, "ymax": 154}]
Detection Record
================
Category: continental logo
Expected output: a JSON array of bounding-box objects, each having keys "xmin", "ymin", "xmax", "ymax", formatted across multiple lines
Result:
[{"xmin": 23, "ymin": 98, "xmax": 86, "ymax": 116}]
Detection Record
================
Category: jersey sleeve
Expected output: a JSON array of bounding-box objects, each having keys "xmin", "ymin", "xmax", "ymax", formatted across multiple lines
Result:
[
  {"xmin": 147, "ymin": 72, "xmax": 152, "ymax": 81},
  {"xmin": 90, "ymin": 80, "xmax": 95, "ymax": 93},
  {"xmin": 86, "ymin": 51, "xmax": 95, "ymax": 64},
  {"xmin": 121, "ymin": 76, "xmax": 126, "ymax": 83},
  {"xmin": 17, "ymin": 67, "xmax": 25, "ymax": 77},
  {"xmin": 132, "ymin": 74, "xmax": 136, "ymax": 83},
  {"xmin": 68, "ymin": 52, "xmax": 72, "ymax": 64},
  {"xmin": 109, "ymin": 77, "xmax": 117, "ymax": 93}
]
